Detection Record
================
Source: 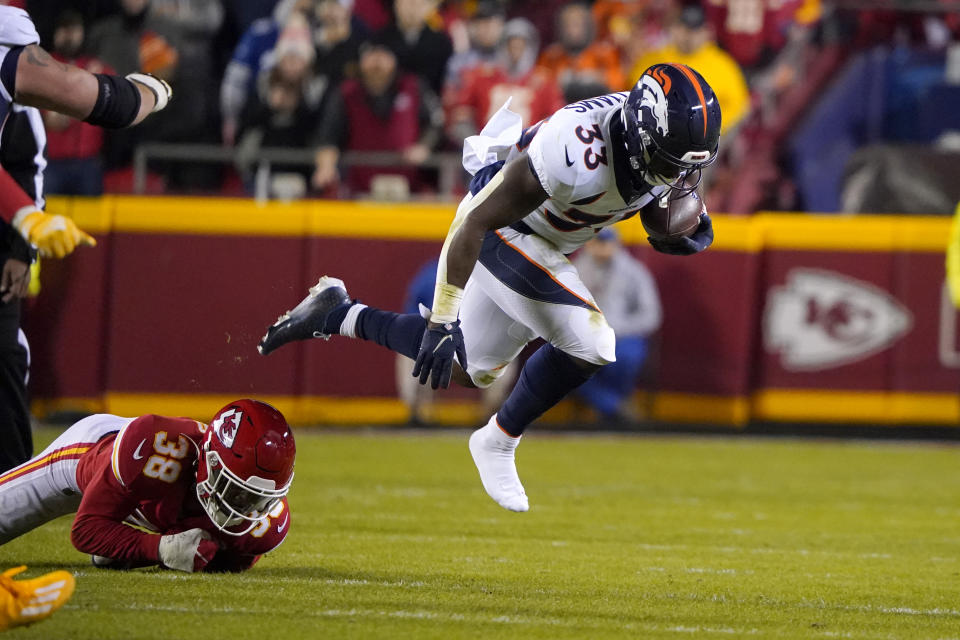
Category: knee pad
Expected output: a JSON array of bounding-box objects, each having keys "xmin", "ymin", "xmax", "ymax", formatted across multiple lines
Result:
[{"xmin": 565, "ymin": 311, "xmax": 617, "ymax": 366}]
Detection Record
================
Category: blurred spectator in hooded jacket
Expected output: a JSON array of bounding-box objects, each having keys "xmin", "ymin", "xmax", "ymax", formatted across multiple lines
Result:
[
  {"xmin": 445, "ymin": 17, "xmax": 562, "ymax": 145},
  {"xmin": 148, "ymin": 0, "xmax": 223, "ymax": 143},
  {"xmin": 87, "ymin": 0, "xmax": 181, "ymax": 167},
  {"xmin": 537, "ymin": 1, "xmax": 627, "ymax": 101},
  {"xmin": 378, "ymin": 0, "xmax": 453, "ymax": 95},
  {"xmin": 238, "ymin": 12, "xmax": 326, "ymax": 188},
  {"xmin": 572, "ymin": 228, "xmax": 662, "ymax": 424},
  {"xmin": 631, "ymin": 4, "xmax": 750, "ymax": 133},
  {"xmin": 444, "ymin": 0, "xmax": 505, "ymax": 89},
  {"xmin": 312, "ymin": 36, "xmax": 443, "ymax": 196},
  {"xmin": 88, "ymin": 0, "xmax": 180, "ymax": 79},
  {"xmin": 42, "ymin": 10, "xmax": 111, "ymax": 196},
  {"xmin": 221, "ymin": 0, "xmax": 309, "ymax": 145}
]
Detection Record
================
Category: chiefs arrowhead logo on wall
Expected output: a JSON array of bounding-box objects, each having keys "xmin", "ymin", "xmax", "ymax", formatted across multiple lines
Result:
[
  {"xmin": 764, "ymin": 269, "xmax": 913, "ymax": 371},
  {"xmin": 211, "ymin": 408, "xmax": 242, "ymax": 448}
]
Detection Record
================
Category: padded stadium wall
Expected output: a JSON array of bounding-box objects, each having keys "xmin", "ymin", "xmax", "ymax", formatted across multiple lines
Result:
[{"xmin": 26, "ymin": 196, "xmax": 960, "ymax": 427}]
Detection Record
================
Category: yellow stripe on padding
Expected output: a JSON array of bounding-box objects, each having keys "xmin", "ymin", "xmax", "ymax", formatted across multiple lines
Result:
[
  {"xmin": 0, "ymin": 446, "xmax": 92, "ymax": 485},
  {"xmin": 45, "ymin": 195, "xmax": 952, "ymax": 253}
]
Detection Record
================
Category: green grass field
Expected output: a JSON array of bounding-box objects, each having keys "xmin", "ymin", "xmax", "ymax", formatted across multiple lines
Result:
[{"xmin": 2, "ymin": 426, "xmax": 959, "ymax": 639}]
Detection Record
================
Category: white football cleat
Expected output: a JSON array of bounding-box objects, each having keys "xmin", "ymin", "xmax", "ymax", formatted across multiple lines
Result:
[{"xmin": 469, "ymin": 415, "xmax": 529, "ymax": 512}]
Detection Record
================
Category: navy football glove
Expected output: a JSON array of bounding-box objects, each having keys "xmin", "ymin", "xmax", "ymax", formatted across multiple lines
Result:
[
  {"xmin": 413, "ymin": 320, "xmax": 468, "ymax": 389},
  {"xmin": 647, "ymin": 212, "xmax": 714, "ymax": 256}
]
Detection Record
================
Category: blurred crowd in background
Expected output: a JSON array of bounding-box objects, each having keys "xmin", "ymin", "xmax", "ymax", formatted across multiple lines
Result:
[{"xmin": 15, "ymin": 0, "xmax": 960, "ymax": 214}]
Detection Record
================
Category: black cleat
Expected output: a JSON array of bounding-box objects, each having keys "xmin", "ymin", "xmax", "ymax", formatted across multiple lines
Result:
[{"xmin": 258, "ymin": 276, "xmax": 351, "ymax": 355}]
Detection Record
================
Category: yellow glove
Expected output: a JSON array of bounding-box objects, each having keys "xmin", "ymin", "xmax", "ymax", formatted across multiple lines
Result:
[
  {"xmin": 12, "ymin": 206, "xmax": 97, "ymax": 258},
  {"xmin": 0, "ymin": 565, "xmax": 75, "ymax": 631}
]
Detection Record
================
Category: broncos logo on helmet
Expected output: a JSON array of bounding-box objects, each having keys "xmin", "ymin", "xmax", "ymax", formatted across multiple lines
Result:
[{"xmin": 621, "ymin": 63, "xmax": 722, "ymax": 194}]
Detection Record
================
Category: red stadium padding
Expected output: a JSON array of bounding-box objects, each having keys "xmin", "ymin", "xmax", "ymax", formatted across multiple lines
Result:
[{"xmin": 23, "ymin": 197, "xmax": 960, "ymax": 426}]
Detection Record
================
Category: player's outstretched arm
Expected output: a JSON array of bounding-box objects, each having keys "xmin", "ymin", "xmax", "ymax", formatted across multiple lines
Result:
[
  {"xmin": 14, "ymin": 44, "xmax": 170, "ymax": 128},
  {"xmin": 413, "ymin": 156, "xmax": 547, "ymax": 388}
]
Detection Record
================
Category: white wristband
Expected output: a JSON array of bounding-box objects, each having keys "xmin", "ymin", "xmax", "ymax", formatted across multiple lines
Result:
[
  {"xmin": 11, "ymin": 205, "xmax": 41, "ymax": 236},
  {"xmin": 125, "ymin": 73, "xmax": 171, "ymax": 112},
  {"xmin": 430, "ymin": 283, "xmax": 464, "ymax": 324}
]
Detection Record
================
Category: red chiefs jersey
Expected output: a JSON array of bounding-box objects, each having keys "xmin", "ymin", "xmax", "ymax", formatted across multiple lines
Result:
[{"xmin": 73, "ymin": 415, "xmax": 290, "ymax": 572}]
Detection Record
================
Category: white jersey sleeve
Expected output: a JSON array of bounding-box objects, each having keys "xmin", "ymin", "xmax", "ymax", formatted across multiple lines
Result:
[
  {"xmin": 525, "ymin": 114, "xmax": 580, "ymax": 203},
  {"xmin": 525, "ymin": 93, "xmax": 628, "ymax": 206},
  {"xmin": 0, "ymin": 7, "xmax": 39, "ymax": 48}
]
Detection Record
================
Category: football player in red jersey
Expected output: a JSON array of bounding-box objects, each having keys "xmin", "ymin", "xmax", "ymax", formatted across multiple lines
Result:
[{"xmin": 0, "ymin": 399, "xmax": 295, "ymax": 573}]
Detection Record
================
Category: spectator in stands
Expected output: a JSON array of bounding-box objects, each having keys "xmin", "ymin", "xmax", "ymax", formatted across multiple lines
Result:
[
  {"xmin": 593, "ymin": 0, "xmax": 672, "ymax": 72},
  {"xmin": 222, "ymin": 0, "xmax": 364, "ymax": 146},
  {"xmin": 444, "ymin": 0, "xmax": 505, "ymax": 89},
  {"xmin": 445, "ymin": 17, "xmax": 562, "ymax": 145},
  {"xmin": 311, "ymin": 36, "xmax": 443, "ymax": 196},
  {"xmin": 148, "ymin": 0, "xmax": 223, "ymax": 134},
  {"xmin": 42, "ymin": 11, "xmax": 110, "ymax": 196},
  {"xmin": 313, "ymin": 0, "xmax": 366, "ymax": 91},
  {"xmin": 87, "ymin": 0, "xmax": 181, "ymax": 79},
  {"xmin": 88, "ymin": 0, "xmax": 182, "ymax": 169},
  {"xmin": 572, "ymin": 229, "xmax": 662, "ymax": 424},
  {"xmin": 220, "ymin": 0, "xmax": 309, "ymax": 146},
  {"xmin": 702, "ymin": 0, "xmax": 803, "ymax": 72},
  {"xmin": 630, "ymin": 4, "xmax": 750, "ymax": 133},
  {"xmin": 505, "ymin": 0, "xmax": 567, "ymax": 47},
  {"xmin": 378, "ymin": 0, "xmax": 453, "ymax": 95},
  {"xmin": 537, "ymin": 1, "xmax": 626, "ymax": 102},
  {"xmin": 237, "ymin": 23, "xmax": 324, "ymax": 193}
]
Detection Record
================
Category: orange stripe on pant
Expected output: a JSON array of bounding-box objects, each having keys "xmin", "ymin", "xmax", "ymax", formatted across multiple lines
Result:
[
  {"xmin": 492, "ymin": 230, "xmax": 601, "ymax": 313},
  {"xmin": 0, "ymin": 445, "xmax": 93, "ymax": 487}
]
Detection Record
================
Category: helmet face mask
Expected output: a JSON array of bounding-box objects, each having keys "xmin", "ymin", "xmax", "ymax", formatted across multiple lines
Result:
[
  {"xmin": 197, "ymin": 449, "xmax": 288, "ymax": 535},
  {"xmin": 195, "ymin": 400, "xmax": 296, "ymax": 537},
  {"xmin": 621, "ymin": 63, "xmax": 721, "ymax": 198}
]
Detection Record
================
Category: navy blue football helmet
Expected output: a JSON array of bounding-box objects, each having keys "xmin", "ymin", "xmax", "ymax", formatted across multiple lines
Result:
[{"xmin": 621, "ymin": 63, "xmax": 722, "ymax": 195}]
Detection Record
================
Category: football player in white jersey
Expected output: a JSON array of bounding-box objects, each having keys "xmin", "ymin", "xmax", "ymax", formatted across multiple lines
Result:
[{"xmin": 259, "ymin": 63, "xmax": 721, "ymax": 512}]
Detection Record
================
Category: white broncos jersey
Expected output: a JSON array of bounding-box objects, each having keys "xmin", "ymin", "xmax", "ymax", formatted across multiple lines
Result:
[{"xmin": 509, "ymin": 93, "xmax": 669, "ymax": 255}]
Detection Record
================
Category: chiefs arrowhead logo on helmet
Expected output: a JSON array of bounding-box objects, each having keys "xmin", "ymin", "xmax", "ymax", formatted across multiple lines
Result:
[
  {"xmin": 197, "ymin": 399, "xmax": 296, "ymax": 536},
  {"xmin": 210, "ymin": 407, "xmax": 242, "ymax": 448}
]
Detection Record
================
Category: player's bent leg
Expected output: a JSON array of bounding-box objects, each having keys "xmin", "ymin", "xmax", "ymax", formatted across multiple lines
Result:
[
  {"xmin": 0, "ymin": 414, "xmax": 130, "ymax": 545},
  {"xmin": 0, "ymin": 566, "xmax": 75, "ymax": 631},
  {"xmin": 469, "ymin": 347, "xmax": 605, "ymax": 512}
]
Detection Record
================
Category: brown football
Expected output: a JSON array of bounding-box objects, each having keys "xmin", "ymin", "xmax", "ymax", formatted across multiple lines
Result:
[{"xmin": 640, "ymin": 191, "xmax": 703, "ymax": 241}]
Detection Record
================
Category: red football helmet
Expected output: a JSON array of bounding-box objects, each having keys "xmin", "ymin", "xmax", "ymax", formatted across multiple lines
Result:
[{"xmin": 196, "ymin": 399, "xmax": 296, "ymax": 536}]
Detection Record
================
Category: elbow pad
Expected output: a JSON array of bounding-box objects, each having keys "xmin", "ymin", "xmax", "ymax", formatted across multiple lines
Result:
[{"xmin": 84, "ymin": 74, "xmax": 141, "ymax": 129}]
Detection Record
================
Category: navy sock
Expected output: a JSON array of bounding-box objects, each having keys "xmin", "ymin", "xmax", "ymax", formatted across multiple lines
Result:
[
  {"xmin": 322, "ymin": 303, "xmax": 351, "ymax": 334},
  {"xmin": 498, "ymin": 344, "xmax": 598, "ymax": 437},
  {"xmin": 324, "ymin": 303, "xmax": 425, "ymax": 359}
]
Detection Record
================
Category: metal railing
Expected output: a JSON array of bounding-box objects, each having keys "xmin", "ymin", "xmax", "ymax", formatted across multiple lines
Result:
[{"xmin": 132, "ymin": 143, "xmax": 465, "ymax": 201}]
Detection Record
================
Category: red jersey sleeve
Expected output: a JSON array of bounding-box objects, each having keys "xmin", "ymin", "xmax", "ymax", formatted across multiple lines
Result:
[
  {"xmin": 70, "ymin": 415, "xmax": 204, "ymax": 565},
  {"xmin": 0, "ymin": 167, "xmax": 38, "ymax": 222}
]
